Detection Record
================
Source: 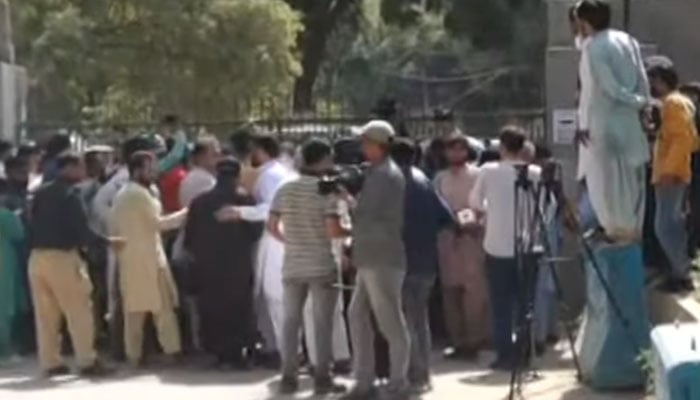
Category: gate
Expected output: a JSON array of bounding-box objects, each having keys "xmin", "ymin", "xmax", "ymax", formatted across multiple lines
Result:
[{"xmin": 16, "ymin": 109, "xmax": 545, "ymax": 149}]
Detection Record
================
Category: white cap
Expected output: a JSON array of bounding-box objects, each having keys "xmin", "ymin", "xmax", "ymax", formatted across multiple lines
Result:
[{"xmin": 359, "ymin": 120, "xmax": 395, "ymax": 145}]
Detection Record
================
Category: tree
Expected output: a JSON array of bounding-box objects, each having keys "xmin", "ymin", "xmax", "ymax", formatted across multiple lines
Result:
[{"xmin": 12, "ymin": 0, "xmax": 303, "ymax": 123}]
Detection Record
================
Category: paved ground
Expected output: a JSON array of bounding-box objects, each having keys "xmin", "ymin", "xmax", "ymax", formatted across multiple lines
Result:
[{"xmin": 0, "ymin": 348, "xmax": 651, "ymax": 400}]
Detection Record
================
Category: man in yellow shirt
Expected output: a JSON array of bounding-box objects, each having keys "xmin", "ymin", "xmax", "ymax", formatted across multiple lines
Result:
[{"xmin": 648, "ymin": 61, "xmax": 699, "ymax": 292}]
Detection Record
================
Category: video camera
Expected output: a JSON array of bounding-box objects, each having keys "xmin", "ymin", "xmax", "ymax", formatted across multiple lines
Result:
[{"xmin": 318, "ymin": 164, "xmax": 368, "ymax": 196}]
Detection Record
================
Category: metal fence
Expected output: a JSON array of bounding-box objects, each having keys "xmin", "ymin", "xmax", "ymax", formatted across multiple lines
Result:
[{"xmin": 16, "ymin": 108, "xmax": 545, "ymax": 150}]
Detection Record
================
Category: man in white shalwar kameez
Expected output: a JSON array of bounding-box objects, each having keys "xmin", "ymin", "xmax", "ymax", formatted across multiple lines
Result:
[
  {"xmin": 576, "ymin": 1, "xmax": 651, "ymax": 242},
  {"xmin": 216, "ymin": 134, "xmax": 295, "ymax": 358}
]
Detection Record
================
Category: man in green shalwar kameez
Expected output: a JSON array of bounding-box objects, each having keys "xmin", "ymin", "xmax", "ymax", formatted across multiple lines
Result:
[{"xmin": 0, "ymin": 191, "xmax": 29, "ymax": 360}]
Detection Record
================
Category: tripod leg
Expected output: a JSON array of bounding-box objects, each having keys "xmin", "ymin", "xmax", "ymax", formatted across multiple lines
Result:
[
  {"xmin": 548, "ymin": 261, "xmax": 583, "ymax": 381},
  {"xmin": 580, "ymin": 238, "xmax": 642, "ymax": 354}
]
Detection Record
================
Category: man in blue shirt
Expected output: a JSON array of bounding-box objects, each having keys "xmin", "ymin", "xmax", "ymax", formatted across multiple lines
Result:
[{"xmin": 391, "ymin": 138, "xmax": 453, "ymax": 394}]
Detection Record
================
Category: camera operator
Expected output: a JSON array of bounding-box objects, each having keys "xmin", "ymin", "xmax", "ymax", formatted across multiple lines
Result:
[
  {"xmin": 469, "ymin": 126, "xmax": 541, "ymax": 371},
  {"xmin": 268, "ymin": 139, "xmax": 348, "ymax": 395},
  {"xmin": 342, "ymin": 120, "xmax": 410, "ymax": 400}
]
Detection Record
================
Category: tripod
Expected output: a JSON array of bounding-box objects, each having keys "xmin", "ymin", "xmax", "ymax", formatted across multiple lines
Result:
[{"xmin": 508, "ymin": 165, "xmax": 582, "ymax": 400}]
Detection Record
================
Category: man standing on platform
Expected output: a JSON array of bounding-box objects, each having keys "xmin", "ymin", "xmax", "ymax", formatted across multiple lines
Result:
[
  {"xmin": 110, "ymin": 152, "xmax": 187, "ymax": 367},
  {"xmin": 575, "ymin": 0, "xmax": 651, "ymax": 243}
]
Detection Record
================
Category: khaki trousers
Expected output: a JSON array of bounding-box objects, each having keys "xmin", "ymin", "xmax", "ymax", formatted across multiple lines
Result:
[
  {"xmin": 29, "ymin": 249, "xmax": 97, "ymax": 370},
  {"xmin": 124, "ymin": 310, "xmax": 181, "ymax": 363}
]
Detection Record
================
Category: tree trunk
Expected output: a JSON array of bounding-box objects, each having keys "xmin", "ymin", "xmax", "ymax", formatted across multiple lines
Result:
[
  {"xmin": 292, "ymin": 28, "xmax": 328, "ymax": 113},
  {"xmin": 290, "ymin": 0, "xmax": 354, "ymax": 113}
]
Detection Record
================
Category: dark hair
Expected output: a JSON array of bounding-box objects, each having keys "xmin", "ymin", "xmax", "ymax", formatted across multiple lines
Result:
[
  {"xmin": 84, "ymin": 151, "xmax": 102, "ymax": 172},
  {"xmin": 445, "ymin": 134, "xmax": 477, "ymax": 161},
  {"xmin": 301, "ymin": 139, "xmax": 332, "ymax": 167},
  {"xmin": 479, "ymin": 149, "xmax": 501, "ymax": 165},
  {"xmin": 680, "ymin": 82, "xmax": 700, "ymax": 99},
  {"xmin": 191, "ymin": 137, "xmax": 218, "ymax": 159},
  {"xmin": 17, "ymin": 142, "xmax": 39, "ymax": 158},
  {"xmin": 215, "ymin": 157, "xmax": 241, "ymax": 179},
  {"xmin": 55, "ymin": 152, "xmax": 82, "ymax": 170},
  {"xmin": 390, "ymin": 138, "xmax": 416, "ymax": 167},
  {"xmin": 0, "ymin": 140, "xmax": 13, "ymax": 158},
  {"xmin": 576, "ymin": 0, "xmax": 611, "ymax": 31},
  {"xmin": 45, "ymin": 133, "xmax": 71, "ymax": 157},
  {"xmin": 333, "ymin": 138, "xmax": 364, "ymax": 165},
  {"xmin": 499, "ymin": 125, "xmax": 527, "ymax": 154},
  {"xmin": 122, "ymin": 136, "xmax": 157, "ymax": 161},
  {"xmin": 535, "ymin": 143, "xmax": 553, "ymax": 161},
  {"xmin": 4, "ymin": 156, "xmax": 27, "ymax": 173},
  {"xmin": 161, "ymin": 114, "xmax": 179, "ymax": 126},
  {"xmin": 251, "ymin": 132, "xmax": 280, "ymax": 158},
  {"xmin": 127, "ymin": 151, "xmax": 155, "ymax": 177},
  {"xmin": 648, "ymin": 63, "xmax": 680, "ymax": 90},
  {"xmin": 229, "ymin": 126, "xmax": 257, "ymax": 158},
  {"xmin": 568, "ymin": 4, "xmax": 578, "ymax": 22}
]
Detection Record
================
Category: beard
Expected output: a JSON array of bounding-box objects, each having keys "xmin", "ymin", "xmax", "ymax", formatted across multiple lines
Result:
[{"xmin": 250, "ymin": 154, "xmax": 263, "ymax": 168}]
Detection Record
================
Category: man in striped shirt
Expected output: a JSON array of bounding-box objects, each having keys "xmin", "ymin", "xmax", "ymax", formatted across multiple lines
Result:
[{"xmin": 268, "ymin": 139, "xmax": 348, "ymax": 396}]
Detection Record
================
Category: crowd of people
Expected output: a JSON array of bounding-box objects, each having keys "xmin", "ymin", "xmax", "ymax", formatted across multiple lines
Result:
[
  {"xmin": 0, "ymin": 1, "xmax": 699, "ymax": 400},
  {"xmin": 0, "ymin": 111, "xmax": 564, "ymax": 399}
]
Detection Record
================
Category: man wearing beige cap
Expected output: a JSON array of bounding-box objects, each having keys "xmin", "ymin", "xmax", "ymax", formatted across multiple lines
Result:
[{"xmin": 343, "ymin": 120, "xmax": 410, "ymax": 400}]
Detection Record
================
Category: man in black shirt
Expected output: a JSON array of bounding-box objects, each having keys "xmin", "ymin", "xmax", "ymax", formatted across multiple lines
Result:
[{"xmin": 29, "ymin": 153, "xmax": 120, "ymax": 377}]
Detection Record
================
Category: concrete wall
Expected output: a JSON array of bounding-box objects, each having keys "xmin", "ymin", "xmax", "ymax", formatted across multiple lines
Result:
[
  {"xmin": 0, "ymin": 63, "xmax": 27, "ymax": 142},
  {"xmin": 0, "ymin": 0, "xmax": 13, "ymax": 63},
  {"xmin": 630, "ymin": 0, "xmax": 700, "ymax": 82}
]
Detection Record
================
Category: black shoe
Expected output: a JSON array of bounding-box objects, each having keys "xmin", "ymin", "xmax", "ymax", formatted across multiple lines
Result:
[
  {"xmin": 443, "ymin": 346, "xmax": 477, "ymax": 360},
  {"xmin": 44, "ymin": 365, "xmax": 71, "ymax": 377},
  {"xmin": 333, "ymin": 359, "xmax": 352, "ymax": 375},
  {"xmin": 314, "ymin": 376, "xmax": 346, "ymax": 395},
  {"xmin": 546, "ymin": 335, "xmax": 560, "ymax": 345},
  {"xmin": 79, "ymin": 361, "xmax": 114, "ymax": 378},
  {"xmin": 278, "ymin": 375, "xmax": 299, "ymax": 395},
  {"xmin": 657, "ymin": 277, "xmax": 695, "ymax": 294}
]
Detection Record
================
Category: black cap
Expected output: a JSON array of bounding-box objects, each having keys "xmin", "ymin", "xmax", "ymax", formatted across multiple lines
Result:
[{"xmin": 216, "ymin": 157, "xmax": 241, "ymax": 178}]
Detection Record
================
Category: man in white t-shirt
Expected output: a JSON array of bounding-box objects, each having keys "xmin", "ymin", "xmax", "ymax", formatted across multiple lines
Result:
[{"xmin": 470, "ymin": 126, "xmax": 541, "ymax": 370}]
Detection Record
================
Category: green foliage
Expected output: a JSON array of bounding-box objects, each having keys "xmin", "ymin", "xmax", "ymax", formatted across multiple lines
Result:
[
  {"xmin": 636, "ymin": 348, "xmax": 655, "ymax": 394},
  {"xmin": 12, "ymin": 0, "xmax": 302, "ymax": 123}
]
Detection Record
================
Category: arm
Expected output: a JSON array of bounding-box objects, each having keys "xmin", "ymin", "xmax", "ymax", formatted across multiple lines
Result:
[
  {"xmin": 134, "ymin": 189, "xmax": 187, "ymax": 232},
  {"xmin": 266, "ymin": 213, "xmax": 285, "ymax": 242},
  {"xmin": 158, "ymin": 208, "xmax": 188, "ymax": 231},
  {"xmin": 578, "ymin": 49, "xmax": 592, "ymax": 131},
  {"xmin": 588, "ymin": 42, "xmax": 647, "ymax": 109},
  {"xmin": 326, "ymin": 215, "xmax": 351, "ymax": 239},
  {"xmin": 432, "ymin": 190, "xmax": 456, "ymax": 229},
  {"xmin": 325, "ymin": 195, "xmax": 350, "ymax": 238},
  {"xmin": 220, "ymin": 173, "xmax": 280, "ymax": 222},
  {"xmin": 158, "ymin": 130, "xmax": 187, "ymax": 175}
]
